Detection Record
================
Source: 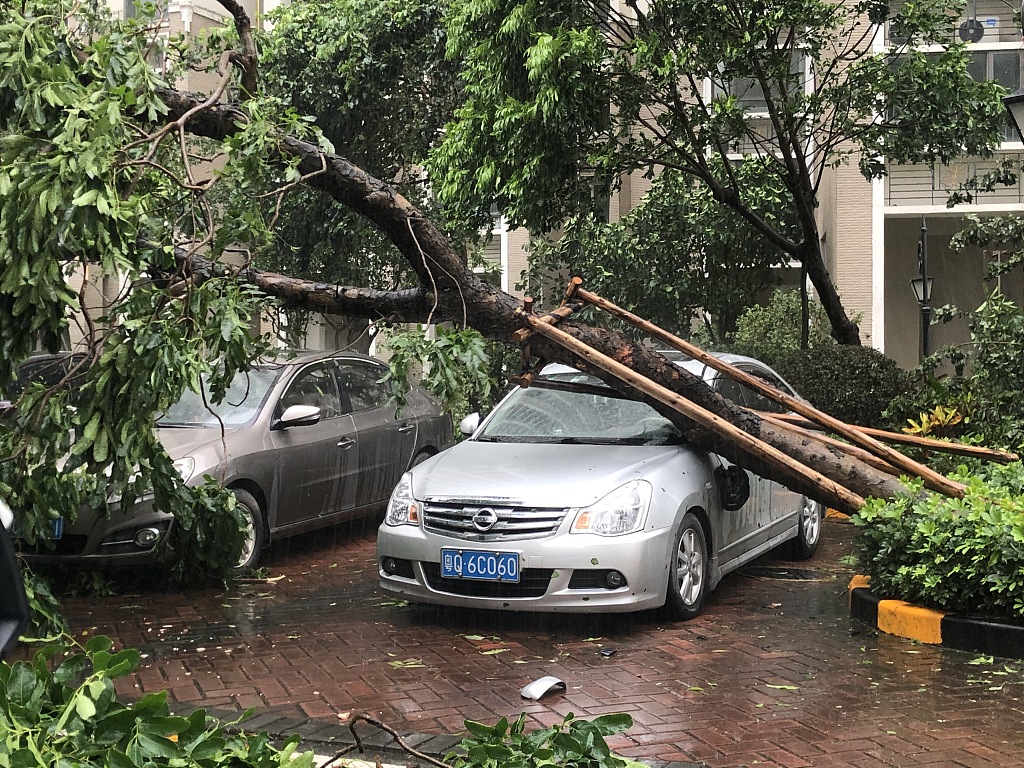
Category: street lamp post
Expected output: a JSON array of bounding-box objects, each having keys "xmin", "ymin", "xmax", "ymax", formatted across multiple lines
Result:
[{"xmin": 909, "ymin": 215, "xmax": 934, "ymax": 359}]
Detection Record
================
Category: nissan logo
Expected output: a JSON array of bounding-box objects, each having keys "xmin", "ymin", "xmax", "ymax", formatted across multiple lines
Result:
[{"xmin": 471, "ymin": 508, "xmax": 499, "ymax": 532}]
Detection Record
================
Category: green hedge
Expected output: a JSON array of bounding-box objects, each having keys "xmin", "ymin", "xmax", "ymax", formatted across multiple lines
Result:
[
  {"xmin": 852, "ymin": 462, "xmax": 1024, "ymax": 619},
  {"xmin": 775, "ymin": 344, "xmax": 909, "ymax": 428}
]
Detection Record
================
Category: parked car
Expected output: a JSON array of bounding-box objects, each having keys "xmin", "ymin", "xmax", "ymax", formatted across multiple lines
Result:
[
  {"xmin": 377, "ymin": 354, "xmax": 823, "ymax": 619},
  {"xmin": 22, "ymin": 350, "xmax": 453, "ymax": 568}
]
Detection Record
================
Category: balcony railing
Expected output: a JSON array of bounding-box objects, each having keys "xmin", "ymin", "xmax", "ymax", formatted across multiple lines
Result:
[{"xmin": 885, "ymin": 154, "xmax": 1024, "ymax": 208}]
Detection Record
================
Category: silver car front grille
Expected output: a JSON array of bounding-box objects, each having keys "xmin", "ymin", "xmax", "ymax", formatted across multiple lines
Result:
[{"xmin": 422, "ymin": 500, "xmax": 568, "ymax": 541}]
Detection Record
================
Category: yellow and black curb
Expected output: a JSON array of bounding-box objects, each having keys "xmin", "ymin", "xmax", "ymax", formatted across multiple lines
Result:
[{"xmin": 848, "ymin": 576, "xmax": 1024, "ymax": 659}]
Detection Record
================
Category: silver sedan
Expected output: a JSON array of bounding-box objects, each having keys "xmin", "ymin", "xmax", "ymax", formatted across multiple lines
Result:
[{"xmin": 376, "ymin": 354, "xmax": 822, "ymax": 619}]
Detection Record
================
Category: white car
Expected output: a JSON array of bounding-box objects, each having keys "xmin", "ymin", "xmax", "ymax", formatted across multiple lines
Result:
[{"xmin": 376, "ymin": 354, "xmax": 823, "ymax": 619}]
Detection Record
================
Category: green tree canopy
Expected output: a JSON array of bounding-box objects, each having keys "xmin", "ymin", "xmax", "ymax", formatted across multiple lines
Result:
[{"xmin": 430, "ymin": 0, "xmax": 1008, "ymax": 344}]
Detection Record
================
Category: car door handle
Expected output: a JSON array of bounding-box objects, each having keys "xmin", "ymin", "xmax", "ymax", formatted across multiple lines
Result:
[
  {"xmin": 337, "ymin": 438, "xmax": 356, "ymax": 449},
  {"xmin": 397, "ymin": 423, "xmax": 415, "ymax": 434}
]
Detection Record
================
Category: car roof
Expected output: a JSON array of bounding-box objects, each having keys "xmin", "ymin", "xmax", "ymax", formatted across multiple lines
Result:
[
  {"xmin": 254, "ymin": 349, "xmax": 382, "ymax": 367},
  {"xmin": 540, "ymin": 351, "xmax": 774, "ymax": 384}
]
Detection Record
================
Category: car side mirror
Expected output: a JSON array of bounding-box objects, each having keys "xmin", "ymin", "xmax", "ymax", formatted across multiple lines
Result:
[
  {"xmin": 273, "ymin": 404, "xmax": 321, "ymax": 430},
  {"xmin": 0, "ymin": 499, "xmax": 28, "ymax": 660},
  {"xmin": 459, "ymin": 412, "xmax": 480, "ymax": 436},
  {"xmin": 715, "ymin": 465, "xmax": 751, "ymax": 511}
]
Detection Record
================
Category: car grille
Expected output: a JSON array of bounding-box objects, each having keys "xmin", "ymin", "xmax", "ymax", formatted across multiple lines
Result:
[
  {"xmin": 422, "ymin": 563, "xmax": 553, "ymax": 598},
  {"xmin": 422, "ymin": 501, "xmax": 567, "ymax": 541}
]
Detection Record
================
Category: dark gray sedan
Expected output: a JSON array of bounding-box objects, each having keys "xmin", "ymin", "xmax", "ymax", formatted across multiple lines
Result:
[{"xmin": 25, "ymin": 350, "xmax": 453, "ymax": 568}]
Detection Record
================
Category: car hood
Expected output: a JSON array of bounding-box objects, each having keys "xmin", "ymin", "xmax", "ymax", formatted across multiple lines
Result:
[
  {"xmin": 157, "ymin": 427, "xmax": 240, "ymax": 461},
  {"xmin": 411, "ymin": 441, "xmax": 688, "ymax": 508}
]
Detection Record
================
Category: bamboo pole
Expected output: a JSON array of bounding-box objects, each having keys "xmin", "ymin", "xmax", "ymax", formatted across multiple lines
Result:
[
  {"xmin": 517, "ymin": 310, "xmax": 867, "ymax": 512},
  {"xmin": 759, "ymin": 412, "xmax": 903, "ymax": 478},
  {"xmin": 767, "ymin": 412, "xmax": 1019, "ymax": 464},
  {"xmin": 567, "ymin": 280, "xmax": 967, "ymax": 499}
]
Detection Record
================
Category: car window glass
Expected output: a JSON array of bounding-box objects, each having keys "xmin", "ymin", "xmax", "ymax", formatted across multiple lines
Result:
[
  {"xmin": 479, "ymin": 372, "xmax": 684, "ymax": 445},
  {"xmin": 713, "ymin": 374, "xmax": 749, "ymax": 407},
  {"xmin": 338, "ymin": 360, "xmax": 390, "ymax": 413},
  {"xmin": 739, "ymin": 367, "xmax": 790, "ymax": 414},
  {"xmin": 278, "ymin": 363, "xmax": 342, "ymax": 419},
  {"xmin": 159, "ymin": 368, "xmax": 279, "ymax": 427}
]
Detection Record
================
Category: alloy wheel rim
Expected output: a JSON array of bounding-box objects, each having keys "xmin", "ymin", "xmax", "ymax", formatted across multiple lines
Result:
[
  {"xmin": 237, "ymin": 512, "xmax": 256, "ymax": 568},
  {"xmin": 802, "ymin": 499, "xmax": 821, "ymax": 545},
  {"xmin": 675, "ymin": 528, "xmax": 704, "ymax": 605}
]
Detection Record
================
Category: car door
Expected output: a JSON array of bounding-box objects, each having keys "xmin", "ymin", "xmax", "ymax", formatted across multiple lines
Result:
[
  {"xmin": 270, "ymin": 361, "xmax": 356, "ymax": 529},
  {"xmin": 336, "ymin": 358, "xmax": 418, "ymax": 510},
  {"xmin": 737, "ymin": 365, "xmax": 804, "ymax": 540},
  {"xmin": 709, "ymin": 371, "xmax": 770, "ymax": 564}
]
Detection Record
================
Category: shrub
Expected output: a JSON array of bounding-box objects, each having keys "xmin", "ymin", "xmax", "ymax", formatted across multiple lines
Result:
[
  {"xmin": 775, "ymin": 344, "xmax": 910, "ymax": 428},
  {"xmin": 852, "ymin": 462, "xmax": 1024, "ymax": 619},
  {"xmin": 732, "ymin": 289, "xmax": 834, "ymax": 366},
  {"xmin": 1, "ymin": 635, "xmax": 313, "ymax": 768},
  {"xmin": 885, "ymin": 290, "xmax": 1024, "ymax": 453}
]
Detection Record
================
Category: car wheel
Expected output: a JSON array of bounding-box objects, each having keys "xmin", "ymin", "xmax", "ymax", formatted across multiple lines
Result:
[
  {"xmin": 784, "ymin": 496, "xmax": 823, "ymax": 560},
  {"xmin": 664, "ymin": 512, "xmax": 708, "ymax": 621},
  {"xmin": 232, "ymin": 488, "xmax": 266, "ymax": 570},
  {"xmin": 409, "ymin": 449, "xmax": 435, "ymax": 469}
]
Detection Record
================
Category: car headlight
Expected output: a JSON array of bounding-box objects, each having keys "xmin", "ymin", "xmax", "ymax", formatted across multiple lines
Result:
[
  {"xmin": 385, "ymin": 473, "xmax": 420, "ymax": 526},
  {"xmin": 173, "ymin": 457, "xmax": 196, "ymax": 483},
  {"xmin": 571, "ymin": 480, "xmax": 652, "ymax": 536}
]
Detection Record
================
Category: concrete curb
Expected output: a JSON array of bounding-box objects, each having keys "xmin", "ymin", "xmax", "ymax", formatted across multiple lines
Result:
[{"xmin": 848, "ymin": 575, "xmax": 1024, "ymax": 659}]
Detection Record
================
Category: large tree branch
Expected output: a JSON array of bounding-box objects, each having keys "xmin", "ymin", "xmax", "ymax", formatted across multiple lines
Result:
[{"xmin": 156, "ymin": 86, "xmax": 908, "ymax": 512}]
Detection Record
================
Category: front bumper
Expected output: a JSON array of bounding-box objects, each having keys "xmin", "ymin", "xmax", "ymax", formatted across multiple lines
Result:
[
  {"xmin": 376, "ymin": 523, "xmax": 675, "ymax": 614},
  {"xmin": 18, "ymin": 496, "xmax": 173, "ymax": 566}
]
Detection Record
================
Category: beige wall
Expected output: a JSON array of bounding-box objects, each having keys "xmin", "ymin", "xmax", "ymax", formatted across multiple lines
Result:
[{"xmin": 827, "ymin": 162, "xmax": 876, "ymax": 345}]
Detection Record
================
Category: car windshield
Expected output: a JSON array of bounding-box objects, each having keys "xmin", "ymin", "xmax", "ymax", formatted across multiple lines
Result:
[
  {"xmin": 158, "ymin": 367, "xmax": 281, "ymax": 428},
  {"xmin": 477, "ymin": 372, "xmax": 684, "ymax": 445}
]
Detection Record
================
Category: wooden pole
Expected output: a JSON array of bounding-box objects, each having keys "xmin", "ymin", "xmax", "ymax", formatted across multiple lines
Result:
[
  {"xmin": 518, "ymin": 310, "xmax": 867, "ymax": 512},
  {"xmin": 759, "ymin": 412, "xmax": 903, "ymax": 478},
  {"xmin": 571, "ymin": 283, "xmax": 966, "ymax": 499},
  {"xmin": 767, "ymin": 412, "xmax": 1019, "ymax": 464}
]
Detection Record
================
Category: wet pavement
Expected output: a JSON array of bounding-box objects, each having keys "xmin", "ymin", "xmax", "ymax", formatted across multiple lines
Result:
[{"xmin": 60, "ymin": 518, "xmax": 1024, "ymax": 768}]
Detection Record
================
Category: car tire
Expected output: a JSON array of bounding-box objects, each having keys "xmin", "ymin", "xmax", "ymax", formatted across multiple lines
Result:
[
  {"xmin": 409, "ymin": 449, "xmax": 435, "ymax": 469},
  {"xmin": 784, "ymin": 496, "xmax": 823, "ymax": 560},
  {"xmin": 232, "ymin": 488, "xmax": 266, "ymax": 570},
  {"xmin": 664, "ymin": 512, "xmax": 709, "ymax": 621}
]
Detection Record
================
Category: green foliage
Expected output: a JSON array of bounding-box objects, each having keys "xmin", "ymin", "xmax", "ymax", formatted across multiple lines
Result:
[
  {"xmin": 852, "ymin": 464, "xmax": 1024, "ymax": 618},
  {"xmin": 20, "ymin": 565, "xmax": 69, "ymax": 639},
  {"xmin": 775, "ymin": 344, "xmax": 909, "ymax": 428},
  {"xmin": 0, "ymin": 1, "xmax": 285, "ymax": 579},
  {"xmin": 0, "ymin": 634, "xmax": 315, "ymax": 768},
  {"xmin": 256, "ymin": 0, "xmax": 462, "ymax": 284},
  {"xmin": 450, "ymin": 712, "xmax": 638, "ymax": 768},
  {"xmin": 732, "ymin": 290, "xmax": 835, "ymax": 366},
  {"xmin": 886, "ymin": 289, "xmax": 1024, "ymax": 453},
  {"xmin": 379, "ymin": 326, "xmax": 513, "ymax": 426},
  {"xmin": 527, "ymin": 164, "xmax": 794, "ymax": 342},
  {"xmin": 430, "ymin": 0, "xmax": 1005, "ymax": 342}
]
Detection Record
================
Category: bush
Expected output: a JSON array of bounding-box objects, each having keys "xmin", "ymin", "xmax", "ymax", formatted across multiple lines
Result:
[
  {"xmin": 852, "ymin": 462, "xmax": 1024, "ymax": 619},
  {"xmin": 732, "ymin": 289, "xmax": 834, "ymax": 367},
  {"xmin": 775, "ymin": 344, "xmax": 909, "ymax": 428},
  {"xmin": 885, "ymin": 290, "xmax": 1024, "ymax": 453},
  {"xmin": 1, "ymin": 635, "xmax": 313, "ymax": 768}
]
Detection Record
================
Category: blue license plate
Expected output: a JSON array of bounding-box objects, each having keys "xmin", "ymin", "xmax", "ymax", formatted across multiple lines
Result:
[
  {"xmin": 441, "ymin": 548, "xmax": 520, "ymax": 583},
  {"xmin": 51, "ymin": 516, "xmax": 63, "ymax": 540}
]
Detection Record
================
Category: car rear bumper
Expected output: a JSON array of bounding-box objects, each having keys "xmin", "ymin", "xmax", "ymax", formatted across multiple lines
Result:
[{"xmin": 376, "ymin": 523, "xmax": 674, "ymax": 614}]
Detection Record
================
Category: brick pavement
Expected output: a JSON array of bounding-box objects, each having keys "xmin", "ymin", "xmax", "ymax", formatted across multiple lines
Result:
[{"xmin": 60, "ymin": 518, "xmax": 1024, "ymax": 768}]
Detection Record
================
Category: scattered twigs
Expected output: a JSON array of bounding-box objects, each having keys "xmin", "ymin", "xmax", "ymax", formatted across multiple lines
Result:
[
  {"xmin": 768, "ymin": 412, "xmax": 1020, "ymax": 464},
  {"xmin": 517, "ymin": 310, "xmax": 866, "ymax": 512},
  {"xmin": 317, "ymin": 713, "xmax": 452, "ymax": 768},
  {"xmin": 565, "ymin": 278, "xmax": 967, "ymax": 499}
]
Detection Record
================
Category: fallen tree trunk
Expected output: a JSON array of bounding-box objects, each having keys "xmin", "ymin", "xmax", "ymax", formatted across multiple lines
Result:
[{"xmin": 150, "ymin": 13, "xmax": 932, "ymax": 515}]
